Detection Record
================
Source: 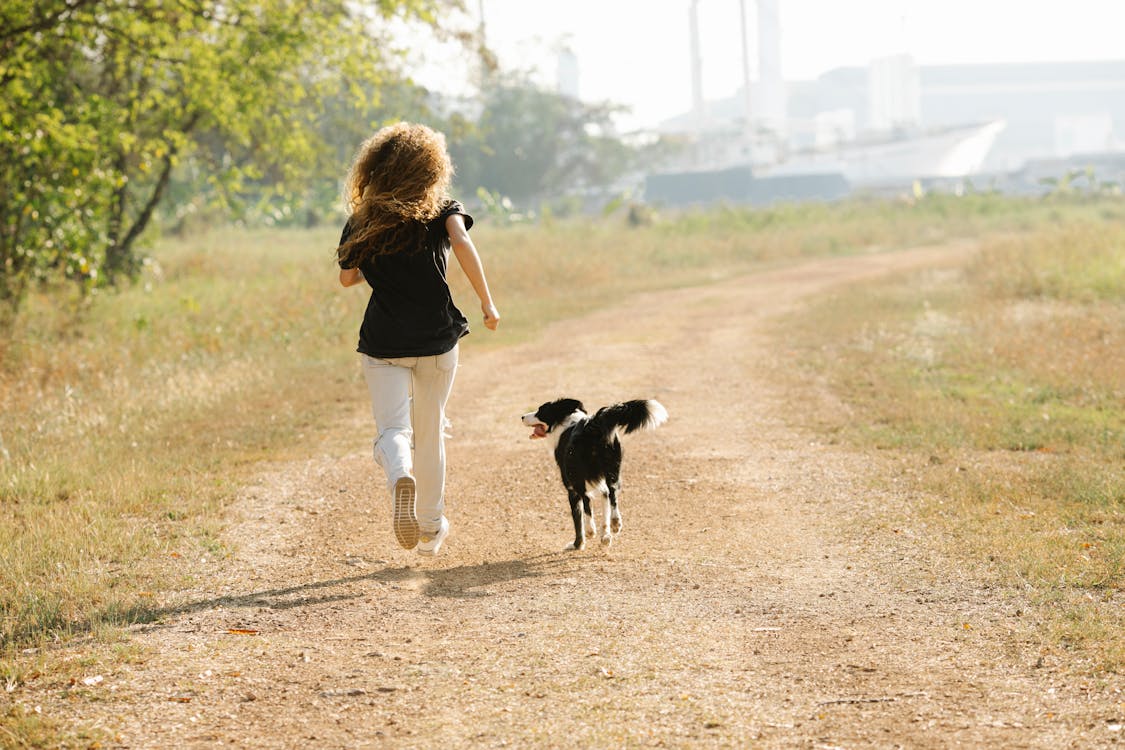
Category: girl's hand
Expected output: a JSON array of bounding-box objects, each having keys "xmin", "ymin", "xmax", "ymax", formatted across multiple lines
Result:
[{"xmin": 482, "ymin": 303, "xmax": 500, "ymax": 331}]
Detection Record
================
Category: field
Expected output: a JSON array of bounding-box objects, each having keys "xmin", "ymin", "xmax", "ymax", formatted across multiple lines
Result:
[
  {"xmin": 778, "ymin": 213, "xmax": 1124, "ymax": 668},
  {"xmin": 1, "ymin": 193, "xmax": 1122, "ymax": 746}
]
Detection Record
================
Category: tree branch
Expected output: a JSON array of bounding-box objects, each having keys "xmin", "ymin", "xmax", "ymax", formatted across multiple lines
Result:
[{"xmin": 110, "ymin": 110, "xmax": 203, "ymax": 276}]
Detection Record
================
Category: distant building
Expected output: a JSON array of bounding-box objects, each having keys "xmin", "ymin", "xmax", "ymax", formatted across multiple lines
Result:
[
  {"xmin": 786, "ymin": 59, "xmax": 1125, "ymax": 173},
  {"xmin": 650, "ymin": 58, "xmax": 1125, "ymax": 202}
]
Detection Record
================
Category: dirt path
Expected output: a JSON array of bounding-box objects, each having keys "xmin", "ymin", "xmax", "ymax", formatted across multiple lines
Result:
[{"xmin": 26, "ymin": 245, "xmax": 1125, "ymax": 747}]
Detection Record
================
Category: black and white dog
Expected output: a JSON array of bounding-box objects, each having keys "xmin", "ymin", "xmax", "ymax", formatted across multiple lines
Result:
[{"xmin": 522, "ymin": 398, "xmax": 668, "ymax": 550}]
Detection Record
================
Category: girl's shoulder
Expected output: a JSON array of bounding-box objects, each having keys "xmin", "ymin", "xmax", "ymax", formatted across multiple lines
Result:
[{"xmin": 434, "ymin": 199, "xmax": 473, "ymax": 231}]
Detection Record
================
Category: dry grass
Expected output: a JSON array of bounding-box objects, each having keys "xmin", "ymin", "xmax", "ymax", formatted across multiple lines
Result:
[
  {"xmin": 0, "ymin": 705, "xmax": 83, "ymax": 749},
  {"xmin": 1, "ymin": 228, "xmax": 360, "ymax": 655},
  {"xmin": 0, "ymin": 193, "xmax": 1104, "ymax": 697},
  {"xmin": 1, "ymin": 193, "xmax": 1121, "ymax": 746},
  {"xmin": 779, "ymin": 205, "xmax": 1125, "ymax": 670},
  {"xmin": 459, "ymin": 192, "xmax": 1054, "ymax": 345}
]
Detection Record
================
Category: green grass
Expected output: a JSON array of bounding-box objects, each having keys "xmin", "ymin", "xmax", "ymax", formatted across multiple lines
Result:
[{"xmin": 779, "ymin": 207, "xmax": 1124, "ymax": 670}]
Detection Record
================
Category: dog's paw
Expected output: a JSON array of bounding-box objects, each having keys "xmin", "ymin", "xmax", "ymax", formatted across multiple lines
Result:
[
  {"xmin": 600, "ymin": 532, "xmax": 613, "ymax": 547},
  {"xmin": 564, "ymin": 540, "xmax": 586, "ymax": 551},
  {"xmin": 610, "ymin": 517, "xmax": 622, "ymax": 534}
]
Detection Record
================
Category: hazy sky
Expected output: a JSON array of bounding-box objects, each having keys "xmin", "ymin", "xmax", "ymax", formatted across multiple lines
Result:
[{"xmin": 412, "ymin": 0, "xmax": 1125, "ymax": 130}]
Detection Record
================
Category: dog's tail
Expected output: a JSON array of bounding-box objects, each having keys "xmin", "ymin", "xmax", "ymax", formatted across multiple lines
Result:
[{"xmin": 590, "ymin": 399, "xmax": 668, "ymax": 440}]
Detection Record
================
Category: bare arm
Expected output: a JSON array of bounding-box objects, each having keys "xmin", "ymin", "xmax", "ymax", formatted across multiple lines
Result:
[
  {"xmin": 339, "ymin": 267, "xmax": 364, "ymax": 287},
  {"xmin": 447, "ymin": 213, "xmax": 499, "ymax": 330}
]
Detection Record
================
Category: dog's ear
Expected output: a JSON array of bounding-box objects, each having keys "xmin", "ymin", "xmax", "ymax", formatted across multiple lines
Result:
[
  {"xmin": 556, "ymin": 398, "xmax": 584, "ymax": 415},
  {"xmin": 538, "ymin": 398, "xmax": 582, "ymax": 423}
]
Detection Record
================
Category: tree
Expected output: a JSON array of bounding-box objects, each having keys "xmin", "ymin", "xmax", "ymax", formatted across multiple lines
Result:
[
  {"xmin": 0, "ymin": 0, "xmax": 459, "ymax": 325},
  {"xmin": 447, "ymin": 76, "xmax": 634, "ymax": 209}
]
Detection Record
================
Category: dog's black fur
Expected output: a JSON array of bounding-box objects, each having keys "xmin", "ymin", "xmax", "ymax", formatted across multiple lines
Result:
[{"xmin": 522, "ymin": 398, "xmax": 667, "ymax": 550}]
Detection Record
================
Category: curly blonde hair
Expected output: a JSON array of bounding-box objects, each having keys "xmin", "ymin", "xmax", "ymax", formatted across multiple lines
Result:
[{"xmin": 337, "ymin": 122, "xmax": 453, "ymax": 267}]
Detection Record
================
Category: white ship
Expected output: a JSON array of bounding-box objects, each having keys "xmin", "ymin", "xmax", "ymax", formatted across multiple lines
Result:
[{"xmin": 756, "ymin": 119, "xmax": 1007, "ymax": 186}]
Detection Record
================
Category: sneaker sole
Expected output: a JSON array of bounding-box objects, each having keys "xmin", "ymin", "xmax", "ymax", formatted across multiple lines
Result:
[{"xmin": 393, "ymin": 477, "xmax": 419, "ymax": 549}]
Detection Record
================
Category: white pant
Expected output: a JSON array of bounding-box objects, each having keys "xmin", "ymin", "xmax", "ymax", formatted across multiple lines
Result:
[{"xmin": 361, "ymin": 347, "xmax": 458, "ymax": 533}]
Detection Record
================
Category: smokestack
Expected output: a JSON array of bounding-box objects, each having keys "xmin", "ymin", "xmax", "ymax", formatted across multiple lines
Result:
[
  {"xmin": 740, "ymin": 0, "xmax": 752, "ymax": 128},
  {"xmin": 689, "ymin": 0, "xmax": 705, "ymax": 124},
  {"xmin": 756, "ymin": 0, "xmax": 786, "ymax": 135},
  {"xmin": 557, "ymin": 46, "xmax": 579, "ymax": 99}
]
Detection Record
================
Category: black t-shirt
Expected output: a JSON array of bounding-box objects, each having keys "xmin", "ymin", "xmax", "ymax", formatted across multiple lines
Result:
[{"xmin": 338, "ymin": 200, "xmax": 473, "ymax": 359}]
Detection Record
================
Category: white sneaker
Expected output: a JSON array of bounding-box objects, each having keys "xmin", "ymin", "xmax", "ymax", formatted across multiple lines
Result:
[
  {"xmin": 416, "ymin": 517, "xmax": 449, "ymax": 557},
  {"xmin": 392, "ymin": 476, "xmax": 419, "ymax": 550}
]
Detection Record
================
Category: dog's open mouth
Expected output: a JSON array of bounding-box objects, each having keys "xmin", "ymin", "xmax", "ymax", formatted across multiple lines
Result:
[{"xmin": 521, "ymin": 412, "xmax": 549, "ymax": 439}]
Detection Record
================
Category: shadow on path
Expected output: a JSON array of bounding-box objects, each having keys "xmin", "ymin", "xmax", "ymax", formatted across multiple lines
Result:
[{"xmin": 110, "ymin": 552, "xmax": 586, "ymax": 637}]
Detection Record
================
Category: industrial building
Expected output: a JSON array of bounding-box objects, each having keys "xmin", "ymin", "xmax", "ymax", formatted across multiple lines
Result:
[{"xmin": 646, "ymin": 1, "xmax": 1125, "ymax": 204}]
